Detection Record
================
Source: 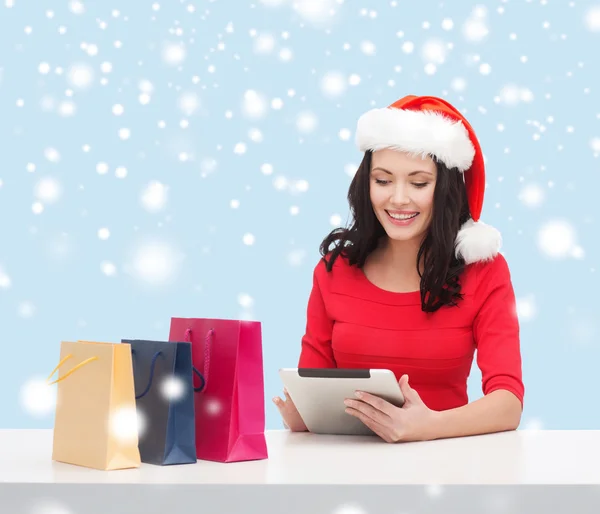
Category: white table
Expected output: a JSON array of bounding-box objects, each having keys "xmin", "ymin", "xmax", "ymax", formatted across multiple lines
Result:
[{"xmin": 1, "ymin": 429, "xmax": 600, "ymax": 513}]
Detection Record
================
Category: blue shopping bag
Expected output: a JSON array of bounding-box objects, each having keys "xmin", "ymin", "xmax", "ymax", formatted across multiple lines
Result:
[{"xmin": 121, "ymin": 339, "xmax": 203, "ymax": 465}]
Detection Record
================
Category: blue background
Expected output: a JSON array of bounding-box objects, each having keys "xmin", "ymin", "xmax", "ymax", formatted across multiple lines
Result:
[{"xmin": 0, "ymin": 0, "xmax": 599, "ymax": 431}]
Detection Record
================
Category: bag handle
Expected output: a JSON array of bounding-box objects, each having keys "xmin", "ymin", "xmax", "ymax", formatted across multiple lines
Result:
[
  {"xmin": 131, "ymin": 349, "xmax": 163, "ymax": 400},
  {"xmin": 185, "ymin": 327, "xmax": 213, "ymax": 393},
  {"xmin": 47, "ymin": 354, "xmax": 99, "ymax": 385}
]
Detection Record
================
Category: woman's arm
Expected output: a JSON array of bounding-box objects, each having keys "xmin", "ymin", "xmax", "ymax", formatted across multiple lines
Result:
[{"xmin": 428, "ymin": 389, "xmax": 522, "ymax": 440}]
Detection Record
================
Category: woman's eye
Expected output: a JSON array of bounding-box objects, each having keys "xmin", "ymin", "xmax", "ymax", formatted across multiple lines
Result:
[
  {"xmin": 375, "ymin": 179, "xmax": 389, "ymax": 185},
  {"xmin": 413, "ymin": 182, "xmax": 428, "ymax": 188}
]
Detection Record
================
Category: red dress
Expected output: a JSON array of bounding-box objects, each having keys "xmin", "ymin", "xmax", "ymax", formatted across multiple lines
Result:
[{"xmin": 297, "ymin": 253, "xmax": 524, "ymax": 412}]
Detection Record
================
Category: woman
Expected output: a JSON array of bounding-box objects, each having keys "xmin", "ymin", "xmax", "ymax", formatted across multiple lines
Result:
[{"xmin": 273, "ymin": 95, "xmax": 524, "ymax": 443}]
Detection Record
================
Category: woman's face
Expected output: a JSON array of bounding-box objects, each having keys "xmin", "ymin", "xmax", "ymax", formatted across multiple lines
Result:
[{"xmin": 369, "ymin": 149, "xmax": 438, "ymax": 244}]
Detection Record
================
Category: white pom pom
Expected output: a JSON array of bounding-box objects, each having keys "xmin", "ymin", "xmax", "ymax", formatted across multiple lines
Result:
[{"xmin": 455, "ymin": 218, "xmax": 502, "ymax": 264}]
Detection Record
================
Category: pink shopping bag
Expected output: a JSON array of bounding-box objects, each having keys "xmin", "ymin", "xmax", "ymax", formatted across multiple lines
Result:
[{"xmin": 168, "ymin": 317, "xmax": 268, "ymax": 463}]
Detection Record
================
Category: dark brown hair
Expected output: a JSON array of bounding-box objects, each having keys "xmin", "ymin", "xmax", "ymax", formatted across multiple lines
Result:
[{"xmin": 319, "ymin": 150, "xmax": 471, "ymax": 312}]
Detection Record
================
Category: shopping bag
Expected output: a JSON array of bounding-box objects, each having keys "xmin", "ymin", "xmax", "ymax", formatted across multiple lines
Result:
[
  {"xmin": 49, "ymin": 340, "xmax": 141, "ymax": 470},
  {"xmin": 121, "ymin": 339, "xmax": 198, "ymax": 465},
  {"xmin": 168, "ymin": 317, "xmax": 268, "ymax": 463}
]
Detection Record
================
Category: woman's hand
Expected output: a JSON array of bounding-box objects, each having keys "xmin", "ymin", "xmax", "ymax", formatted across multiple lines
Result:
[
  {"xmin": 273, "ymin": 388, "xmax": 308, "ymax": 432},
  {"xmin": 344, "ymin": 374, "xmax": 438, "ymax": 443}
]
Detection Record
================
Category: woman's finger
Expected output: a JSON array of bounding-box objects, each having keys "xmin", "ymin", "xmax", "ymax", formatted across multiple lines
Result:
[
  {"xmin": 345, "ymin": 398, "xmax": 391, "ymax": 427},
  {"xmin": 345, "ymin": 407, "xmax": 391, "ymax": 442}
]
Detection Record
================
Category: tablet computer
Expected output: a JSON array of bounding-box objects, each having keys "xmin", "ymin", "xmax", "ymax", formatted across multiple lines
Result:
[{"xmin": 278, "ymin": 368, "xmax": 405, "ymax": 436}]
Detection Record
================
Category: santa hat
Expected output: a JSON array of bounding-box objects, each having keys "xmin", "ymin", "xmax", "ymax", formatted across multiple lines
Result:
[{"xmin": 354, "ymin": 94, "xmax": 501, "ymax": 265}]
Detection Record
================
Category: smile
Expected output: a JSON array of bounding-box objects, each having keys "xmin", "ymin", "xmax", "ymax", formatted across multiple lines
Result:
[{"xmin": 385, "ymin": 210, "xmax": 419, "ymax": 225}]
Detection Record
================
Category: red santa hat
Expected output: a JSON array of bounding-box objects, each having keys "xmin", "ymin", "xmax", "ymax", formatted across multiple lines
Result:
[{"xmin": 354, "ymin": 94, "xmax": 501, "ymax": 265}]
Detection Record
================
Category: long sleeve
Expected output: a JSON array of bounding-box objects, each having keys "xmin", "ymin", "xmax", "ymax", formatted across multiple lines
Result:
[
  {"xmin": 473, "ymin": 254, "xmax": 525, "ymax": 406},
  {"xmin": 298, "ymin": 260, "xmax": 336, "ymax": 368}
]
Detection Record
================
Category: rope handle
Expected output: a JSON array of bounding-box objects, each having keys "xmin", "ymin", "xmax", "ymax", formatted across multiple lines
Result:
[
  {"xmin": 131, "ymin": 349, "xmax": 163, "ymax": 400},
  {"xmin": 185, "ymin": 327, "xmax": 213, "ymax": 393},
  {"xmin": 47, "ymin": 354, "xmax": 99, "ymax": 385}
]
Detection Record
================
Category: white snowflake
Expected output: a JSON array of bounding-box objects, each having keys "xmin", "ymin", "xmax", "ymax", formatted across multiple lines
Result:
[
  {"xmin": 261, "ymin": 163, "xmax": 274, "ymax": 175},
  {"xmin": 18, "ymin": 301, "xmax": 35, "ymax": 318},
  {"xmin": 242, "ymin": 90, "xmax": 267, "ymax": 119},
  {"xmin": 44, "ymin": 147, "xmax": 61, "ymax": 162},
  {"xmin": 421, "ymin": 39, "xmax": 447, "ymax": 64},
  {"xmin": 160, "ymin": 376, "xmax": 185, "ymax": 401},
  {"xmin": 293, "ymin": 0, "xmax": 338, "ymax": 25},
  {"xmin": 96, "ymin": 162, "xmax": 109, "ymax": 175},
  {"xmin": 110, "ymin": 406, "xmax": 145, "ymax": 442},
  {"xmin": 537, "ymin": 220, "xmax": 578, "ymax": 259},
  {"xmin": 361, "ymin": 40, "xmax": 377, "ymax": 56},
  {"xmin": 441, "ymin": 18, "xmax": 454, "ymax": 30},
  {"xmin": 162, "ymin": 42, "xmax": 186, "ymax": 65},
  {"xmin": 518, "ymin": 183, "xmax": 544, "ymax": 208},
  {"xmin": 118, "ymin": 128, "xmax": 131, "ymax": 140},
  {"xmin": 348, "ymin": 73, "xmax": 361, "ymax": 86},
  {"xmin": 34, "ymin": 177, "xmax": 61, "ymax": 204},
  {"xmin": 296, "ymin": 111, "xmax": 318, "ymax": 133},
  {"xmin": 288, "ymin": 249, "xmax": 306, "ymax": 266},
  {"xmin": 238, "ymin": 293, "xmax": 254, "ymax": 308},
  {"xmin": 516, "ymin": 295, "xmax": 536, "ymax": 321},
  {"xmin": 0, "ymin": 266, "xmax": 11, "ymax": 289},
  {"xmin": 20, "ymin": 378, "xmax": 56, "ymax": 416},
  {"xmin": 254, "ymin": 33, "xmax": 276, "ymax": 54},
  {"xmin": 178, "ymin": 92, "xmax": 200, "ymax": 115},
  {"xmin": 129, "ymin": 240, "xmax": 182, "ymax": 285},
  {"xmin": 100, "ymin": 261, "xmax": 117, "ymax": 276},
  {"xmin": 66, "ymin": 63, "xmax": 94, "ymax": 88},
  {"xmin": 279, "ymin": 48, "xmax": 293, "ymax": 61},
  {"xmin": 584, "ymin": 6, "xmax": 600, "ymax": 32},
  {"xmin": 321, "ymin": 71, "xmax": 347, "ymax": 97}
]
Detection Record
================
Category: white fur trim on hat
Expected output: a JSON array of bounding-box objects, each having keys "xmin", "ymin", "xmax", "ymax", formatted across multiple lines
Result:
[
  {"xmin": 454, "ymin": 219, "xmax": 502, "ymax": 265},
  {"xmin": 355, "ymin": 107, "xmax": 476, "ymax": 172}
]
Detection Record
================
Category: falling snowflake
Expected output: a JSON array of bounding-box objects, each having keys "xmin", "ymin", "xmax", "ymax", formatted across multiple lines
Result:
[
  {"xmin": 537, "ymin": 220, "xmax": 579, "ymax": 259},
  {"xmin": 66, "ymin": 63, "xmax": 94, "ymax": 88},
  {"xmin": 238, "ymin": 293, "xmax": 255, "ymax": 308},
  {"xmin": 18, "ymin": 301, "xmax": 36, "ymax": 318},
  {"xmin": 128, "ymin": 240, "xmax": 183, "ymax": 286},
  {"xmin": 100, "ymin": 261, "xmax": 117, "ymax": 276},
  {"xmin": 516, "ymin": 295, "xmax": 537, "ymax": 321},
  {"xmin": 20, "ymin": 378, "xmax": 56, "ymax": 416},
  {"xmin": 296, "ymin": 111, "xmax": 318, "ymax": 133},
  {"xmin": 204, "ymin": 397, "xmax": 223, "ymax": 416},
  {"xmin": 44, "ymin": 147, "xmax": 61, "ymax": 162},
  {"xmin": 321, "ymin": 71, "xmax": 347, "ymax": 97},
  {"xmin": 242, "ymin": 90, "xmax": 267, "ymax": 119},
  {"xmin": 178, "ymin": 92, "xmax": 200, "ymax": 115},
  {"xmin": 254, "ymin": 33, "xmax": 276, "ymax": 54},
  {"xmin": 162, "ymin": 42, "xmax": 186, "ymax": 65},
  {"xmin": 518, "ymin": 183, "xmax": 544, "ymax": 208},
  {"xmin": 0, "ymin": 266, "xmax": 11, "ymax": 289},
  {"xmin": 34, "ymin": 177, "xmax": 61, "ymax": 204},
  {"xmin": 110, "ymin": 406, "xmax": 145, "ymax": 442},
  {"xmin": 584, "ymin": 6, "xmax": 600, "ymax": 32},
  {"xmin": 160, "ymin": 376, "xmax": 186, "ymax": 401}
]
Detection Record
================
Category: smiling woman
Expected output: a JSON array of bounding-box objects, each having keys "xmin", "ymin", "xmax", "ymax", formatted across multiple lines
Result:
[{"xmin": 274, "ymin": 95, "xmax": 524, "ymax": 444}]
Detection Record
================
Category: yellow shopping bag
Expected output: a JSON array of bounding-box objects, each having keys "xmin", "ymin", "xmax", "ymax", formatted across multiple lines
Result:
[{"xmin": 48, "ymin": 340, "xmax": 141, "ymax": 470}]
